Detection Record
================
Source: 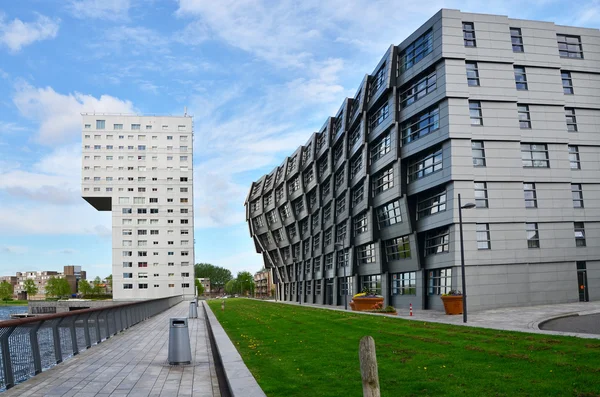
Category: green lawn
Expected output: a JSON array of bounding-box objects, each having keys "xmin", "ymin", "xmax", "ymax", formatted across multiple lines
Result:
[
  {"xmin": 208, "ymin": 299, "xmax": 600, "ymax": 397},
  {"xmin": 0, "ymin": 300, "xmax": 28, "ymax": 306}
]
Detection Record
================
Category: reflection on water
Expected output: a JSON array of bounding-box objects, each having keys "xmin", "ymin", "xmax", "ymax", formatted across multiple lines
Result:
[{"xmin": 0, "ymin": 306, "xmax": 28, "ymax": 320}]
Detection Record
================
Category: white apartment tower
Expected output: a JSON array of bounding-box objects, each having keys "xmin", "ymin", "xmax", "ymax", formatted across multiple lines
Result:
[{"xmin": 82, "ymin": 114, "xmax": 195, "ymax": 300}]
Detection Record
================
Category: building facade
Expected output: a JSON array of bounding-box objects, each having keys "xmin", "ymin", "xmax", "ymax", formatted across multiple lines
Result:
[
  {"xmin": 198, "ymin": 278, "xmax": 211, "ymax": 294},
  {"xmin": 254, "ymin": 268, "xmax": 274, "ymax": 298},
  {"xmin": 82, "ymin": 114, "xmax": 195, "ymax": 300},
  {"xmin": 11, "ymin": 266, "xmax": 86, "ymax": 300},
  {"xmin": 245, "ymin": 9, "xmax": 600, "ymax": 312}
]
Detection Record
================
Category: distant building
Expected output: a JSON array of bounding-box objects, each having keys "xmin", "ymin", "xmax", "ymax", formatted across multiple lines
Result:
[
  {"xmin": 254, "ymin": 269, "xmax": 273, "ymax": 298},
  {"xmin": 11, "ymin": 266, "xmax": 88, "ymax": 299},
  {"xmin": 197, "ymin": 278, "xmax": 210, "ymax": 294}
]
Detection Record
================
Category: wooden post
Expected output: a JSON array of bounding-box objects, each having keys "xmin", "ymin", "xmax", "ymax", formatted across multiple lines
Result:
[
  {"xmin": 359, "ymin": 336, "xmax": 380, "ymax": 397},
  {"xmin": 221, "ymin": 300, "xmax": 225, "ymax": 311}
]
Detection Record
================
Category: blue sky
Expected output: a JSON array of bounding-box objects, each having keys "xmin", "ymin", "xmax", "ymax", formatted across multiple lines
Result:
[{"xmin": 0, "ymin": 0, "xmax": 598, "ymax": 280}]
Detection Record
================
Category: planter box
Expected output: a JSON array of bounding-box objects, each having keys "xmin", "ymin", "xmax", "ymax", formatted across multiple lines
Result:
[
  {"xmin": 441, "ymin": 295, "xmax": 463, "ymax": 315},
  {"xmin": 349, "ymin": 296, "xmax": 384, "ymax": 311}
]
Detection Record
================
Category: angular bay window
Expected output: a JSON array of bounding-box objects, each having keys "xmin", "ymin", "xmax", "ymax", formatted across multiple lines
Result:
[
  {"xmin": 352, "ymin": 183, "xmax": 365, "ymax": 207},
  {"xmin": 369, "ymin": 62, "xmax": 387, "ymax": 98},
  {"xmin": 401, "ymin": 106, "xmax": 439, "ymax": 144},
  {"xmin": 372, "ymin": 166, "xmax": 394, "ymax": 195},
  {"xmin": 385, "ymin": 236, "xmax": 411, "ymax": 261},
  {"xmin": 392, "ymin": 272, "xmax": 416, "ymax": 295},
  {"xmin": 350, "ymin": 153, "xmax": 363, "ymax": 179},
  {"xmin": 424, "ymin": 228, "xmax": 449, "ymax": 256},
  {"xmin": 400, "ymin": 70, "xmax": 437, "ymax": 106},
  {"xmin": 361, "ymin": 275, "xmax": 381, "ymax": 295},
  {"xmin": 370, "ymin": 131, "xmax": 391, "ymax": 163},
  {"xmin": 376, "ymin": 199, "xmax": 402, "ymax": 228},
  {"xmin": 368, "ymin": 102, "xmax": 390, "ymax": 132},
  {"xmin": 354, "ymin": 212, "xmax": 368, "ymax": 236},
  {"xmin": 399, "ymin": 29, "xmax": 433, "ymax": 72},
  {"xmin": 407, "ymin": 147, "xmax": 442, "ymax": 182},
  {"xmin": 417, "ymin": 188, "xmax": 446, "ymax": 219},
  {"xmin": 357, "ymin": 244, "xmax": 376, "ymax": 265}
]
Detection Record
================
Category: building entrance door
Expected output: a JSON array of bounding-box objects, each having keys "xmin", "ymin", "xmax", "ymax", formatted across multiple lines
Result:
[
  {"xmin": 577, "ymin": 261, "xmax": 589, "ymax": 302},
  {"xmin": 326, "ymin": 279, "xmax": 334, "ymax": 305}
]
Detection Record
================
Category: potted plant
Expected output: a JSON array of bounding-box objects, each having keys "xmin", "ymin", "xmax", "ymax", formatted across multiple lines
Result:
[
  {"xmin": 440, "ymin": 290, "xmax": 463, "ymax": 315},
  {"xmin": 349, "ymin": 287, "xmax": 384, "ymax": 311}
]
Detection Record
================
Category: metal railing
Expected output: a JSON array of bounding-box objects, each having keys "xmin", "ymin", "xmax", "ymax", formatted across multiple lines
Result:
[{"xmin": 0, "ymin": 295, "xmax": 182, "ymax": 391}]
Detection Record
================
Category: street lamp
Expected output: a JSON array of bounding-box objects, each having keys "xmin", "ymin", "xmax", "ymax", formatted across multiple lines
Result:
[
  {"xmin": 334, "ymin": 243, "xmax": 347, "ymax": 310},
  {"xmin": 458, "ymin": 193, "xmax": 476, "ymax": 323}
]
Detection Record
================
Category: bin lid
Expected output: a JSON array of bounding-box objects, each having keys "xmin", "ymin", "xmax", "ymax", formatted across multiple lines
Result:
[{"xmin": 170, "ymin": 317, "xmax": 187, "ymax": 326}]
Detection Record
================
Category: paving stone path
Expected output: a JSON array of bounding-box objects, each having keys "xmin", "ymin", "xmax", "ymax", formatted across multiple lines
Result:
[{"xmin": 4, "ymin": 301, "xmax": 220, "ymax": 397}]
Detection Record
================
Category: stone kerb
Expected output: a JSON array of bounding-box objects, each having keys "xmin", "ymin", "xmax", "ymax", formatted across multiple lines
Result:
[{"xmin": 203, "ymin": 301, "xmax": 267, "ymax": 397}]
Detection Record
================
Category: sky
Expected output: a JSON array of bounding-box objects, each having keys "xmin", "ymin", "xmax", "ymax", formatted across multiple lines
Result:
[{"xmin": 0, "ymin": 0, "xmax": 598, "ymax": 280}]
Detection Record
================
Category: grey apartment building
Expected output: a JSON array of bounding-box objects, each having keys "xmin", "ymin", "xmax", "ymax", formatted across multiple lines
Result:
[{"xmin": 245, "ymin": 9, "xmax": 600, "ymax": 311}]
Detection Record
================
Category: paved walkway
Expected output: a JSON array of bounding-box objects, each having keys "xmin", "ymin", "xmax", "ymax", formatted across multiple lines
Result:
[
  {"xmin": 5, "ymin": 302, "xmax": 220, "ymax": 397},
  {"xmin": 268, "ymin": 299, "xmax": 600, "ymax": 339}
]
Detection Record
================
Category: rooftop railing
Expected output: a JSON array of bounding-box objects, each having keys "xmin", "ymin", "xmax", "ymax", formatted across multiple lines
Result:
[{"xmin": 0, "ymin": 295, "xmax": 182, "ymax": 391}]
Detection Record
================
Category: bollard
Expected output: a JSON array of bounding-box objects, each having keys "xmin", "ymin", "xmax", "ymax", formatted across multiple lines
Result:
[
  {"xmin": 221, "ymin": 300, "xmax": 225, "ymax": 311},
  {"xmin": 409, "ymin": 303, "xmax": 413, "ymax": 317},
  {"xmin": 189, "ymin": 301, "xmax": 198, "ymax": 319},
  {"xmin": 168, "ymin": 318, "xmax": 192, "ymax": 365}
]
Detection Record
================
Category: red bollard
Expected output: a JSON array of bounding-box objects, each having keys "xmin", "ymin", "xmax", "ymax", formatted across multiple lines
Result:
[{"xmin": 409, "ymin": 303, "xmax": 413, "ymax": 316}]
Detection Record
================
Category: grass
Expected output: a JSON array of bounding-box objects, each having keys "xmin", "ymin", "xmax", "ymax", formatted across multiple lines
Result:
[
  {"xmin": 208, "ymin": 299, "xmax": 600, "ymax": 397},
  {"xmin": 0, "ymin": 300, "xmax": 28, "ymax": 306}
]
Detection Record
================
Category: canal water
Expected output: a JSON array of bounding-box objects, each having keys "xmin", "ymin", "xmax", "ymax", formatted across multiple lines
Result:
[{"xmin": 0, "ymin": 306, "xmax": 28, "ymax": 320}]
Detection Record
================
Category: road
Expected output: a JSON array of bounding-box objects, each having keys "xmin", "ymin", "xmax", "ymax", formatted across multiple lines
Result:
[{"xmin": 540, "ymin": 313, "xmax": 600, "ymax": 335}]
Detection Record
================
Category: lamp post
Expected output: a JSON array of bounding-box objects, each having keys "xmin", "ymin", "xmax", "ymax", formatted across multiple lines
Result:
[
  {"xmin": 458, "ymin": 193, "xmax": 476, "ymax": 323},
  {"xmin": 334, "ymin": 243, "xmax": 347, "ymax": 310}
]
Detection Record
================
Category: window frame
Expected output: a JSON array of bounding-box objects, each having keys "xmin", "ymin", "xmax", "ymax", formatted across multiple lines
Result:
[
  {"xmin": 471, "ymin": 141, "xmax": 486, "ymax": 167},
  {"xmin": 466, "ymin": 61, "xmax": 480, "ymax": 86},
  {"xmin": 510, "ymin": 27, "xmax": 524, "ymax": 52},
  {"xmin": 463, "ymin": 22, "xmax": 476, "ymax": 47},
  {"xmin": 526, "ymin": 222, "xmax": 540, "ymax": 248},
  {"xmin": 476, "ymin": 223, "xmax": 491, "ymax": 250},
  {"xmin": 521, "ymin": 143, "xmax": 549, "ymax": 168},
  {"xmin": 385, "ymin": 236, "xmax": 411, "ymax": 261}
]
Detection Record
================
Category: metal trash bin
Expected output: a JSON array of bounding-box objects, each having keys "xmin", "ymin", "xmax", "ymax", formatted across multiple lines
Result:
[
  {"xmin": 189, "ymin": 301, "xmax": 198, "ymax": 318},
  {"xmin": 168, "ymin": 318, "xmax": 192, "ymax": 365}
]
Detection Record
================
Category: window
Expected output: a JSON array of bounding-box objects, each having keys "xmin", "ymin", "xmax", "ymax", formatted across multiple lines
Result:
[
  {"xmin": 352, "ymin": 184, "xmax": 364, "ymax": 207},
  {"xmin": 336, "ymin": 249, "xmax": 349, "ymax": 268},
  {"xmin": 123, "ymin": 284, "xmax": 133, "ymax": 289},
  {"xmin": 417, "ymin": 188, "xmax": 446, "ymax": 219},
  {"xmin": 322, "ymin": 178, "xmax": 331, "ymax": 198},
  {"xmin": 376, "ymin": 199, "xmax": 402, "ymax": 228},
  {"xmin": 370, "ymin": 132, "xmax": 391, "ymax": 163},
  {"xmin": 521, "ymin": 144, "xmax": 549, "ymax": 168},
  {"xmin": 349, "ymin": 126, "xmax": 361, "ymax": 149},
  {"xmin": 123, "ymin": 262, "xmax": 132, "ymax": 268},
  {"xmin": 463, "ymin": 22, "xmax": 476, "ymax": 47},
  {"xmin": 372, "ymin": 166, "xmax": 394, "ymax": 195},
  {"xmin": 569, "ymin": 145, "xmax": 580, "ymax": 169},
  {"xmin": 350, "ymin": 154, "xmax": 363, "ymax": 179},
  {"xmin": 96, "ymin": 120, "xmax": 105, "ymax": 129},
  {"xmin": 354, "ymin": 212, "xmax": 368, "ymax": 236},
  {"xmin": 317, "ymin": 158, "xmax": 328, "ymax": 179},
  {"xmin": 469, "ymin": 101, "xmax": 483, "ymax": 125},
  {"xmin": 324, "ymin": 227, "xmax": 332, "ymax": 247},
  {"xmin": 407, "ymin": 147, "xmax": 442, "ymax": 182},
  {"xmin": 303, "ymin": 168, "xmax": 315, "ymax": 185},
  {"xmin": 288, "ymin": 176, "xmax": 300, "ymax": 194},
  {"xmin": 392, "ymin": 272, "xmax": 416, "ymax": 295},
  {"xmin": 266, "ymin": 210, "xmax": 278, "ymax": 226},
  {"xmin": 362, "ymin": 275, "xmax": 381, "ymax": 295},
  {"xmin": 562, "ymin": 71, "xmax": 574, "ymax": 94},
  {"xmin": 472, "ymin": 141, "xmax": 486, "ymax": 166},
  {"xmin": 557, "ymin": 34, "xmax": 583, "ymax": 58},
  {"xmin": 510, "ymin": 27, "xmax": 524, "ymax": 52},
  {"xmin": 369, "ymin": 62, "xmax": 387, "ymax": 98},
  {"xmin": 428, "ymin": 268, "xmax": 452, "ymax": 295},
  {"xmin": 565, "ymin": 108, "xmax": 577, "ymax": 132},
  {"xmin": 514, "ymin": 66, "xmax": 528, "ymax": 90},
  {"xmin": 518, "ymin": 105, "xmax": 531, "ymax": 128},
  {"xmin": 273, "ymin": 229, "xmax": 284, "ymax": 244},
  {"xmin": 335, "ymin": 170, "xmax": 344, "ymax": 189},
  {"xmin": 424, "ymin": 228, "xmax": 449, "ymax": 256},
  {"xmin": 399, "ymin": 29, "xmax": 433, "ymax": 71},
  {"xmin": 357, "ymin": 243, "xmax": 376, "ymax": 264},
  {"xmin": 84, "ymin": 124, "xmax": 91, "ymax": 129},
  {"xmin": 325, "ymin": 253, "xmax": 333, "ymax": 270},
  {"xmin": 368, "ymin": 102, "xmax": 389, "ymax": 132},
  {"xmin": 400, "ymin": 70, "xmax": 437, "ymax": 106},
  {"xmin": 294, "ymin": 198, "xmax": 305, "ymax": 215},
  {"xmin": 466, "ymin": 62, "xmax": 479, "ymax": 86},
  {"xmin": 312, "ymin": 232, "xmax": 320, "ymax": 250},
  {"xmin": 572, "ymin": 184, "xmax": 584, "ymax": 208},
  {"xmin": 339, "ymin": 277, "xmax": 353, "ymax": 296},
  {"xmin": 385, "ymin": 236, "xmax": 411, "ymax": 261},
  {"xmin": 523, "ymin": 183, "xmax": 537, "ymax": 208},
  {"xmin": 333, "ymin": 143, "xmax": 343, "ymax": 165},
  {"xmin": 476, "ymin": 223, "xmax": 491, "ymax": 249},
  {"xmin": 574, "ymin": 222, "xmax": 586, "ymax": 246},
  {"xmin": 401, "ymin": 106, "xmax": 439, "ymax": 144},
  {"xmin": 263, "ymin": 194, "xmax": 273, "ymax": 207},
  {"xmin": 314, "ymin": 258, "xmax": 321, "ymax": 273},
  {"xmin": 316, "ymin": 133, "xmax": 326, "ymax": 151},
  {"xmin": 336, "ymin": 196, "xmax": 346, "ymax": 216},
  {"xmin": 526, "ymin": 223, "xmax": 540, "ymax": 248},
  {"xmin": 250, "ymin": 200, "xmax": 259, "ymax": 213},
  {"xmin": 287, "ymin": 156, "xmax": 298, "ymax": 174},
  {"xmin": 474, "ymin": 182, "xmax": 488, "ymax": 208},
  {"xmin": 279, "ymin": 204, "xmax": 291, "ymax": 220}
]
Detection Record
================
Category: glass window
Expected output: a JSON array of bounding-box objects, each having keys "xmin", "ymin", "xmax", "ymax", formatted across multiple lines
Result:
[
  {"xmin": 288, "ymin": 176, "xmax": 300, "ymax": 194},
  {"xmin": 417, "ymin": 188, "xmax": 446, "ymax": 219},
  {"xmin": 370, "ymin": 131, "xmax": 391, "ymax": 163},
  {"xmin": 401, "ymin": 106, "xmax": 439, "ymax": 144},
  {"xmin": 428, "ymin": 268, "xmax": 452, "ymax": 295},
  {"xmin": 463, "ymin": 22, "xmax": 476, "ymax": 47},
  {"xmin": 526, "ymin": 223, "xmax": 540, "ymax": 248},
  {"xmin": 407, "ymin": 147, "xmax": 442, "ymax": 182},
  {"xmin": 96, "ymin": 120, "xmax": 105, "ymax": 129},
  {"xmin": 399, "ymin": 29, "xmax": 433, "ymax": 72},
  {"xmin": 350, "ymin": 153, "xmax": 363, "ymax": 179},
  {"xmin": 565, "ymin": 108, "xmax": 577, "ymax": 132},
  {"xmin": 518, "ymin": 104, "xmax": 531, "ymax": 129},
  {"xmin": 424, "ymin": 228, "xmax": 449, "ymax": 256},
  {"xmin": 561, "ymin": 71, "xmax": 574, "ymax": 94},
  {"xmin": 385, "ymin": 236, "xmax": 411, "ymax": 261},
  {"xmin": 352, "ymin": 183, "xmax": 365, "ymax": 207},
  {"xmin": 376, "ymin": 199, "xmax": 402, "ymax": 229},
  {"xmin": 466, "ymin": 62, "xmax": 479, "ymax": 86},
  {"xmin": 357, "ymin": 243, "xmax": 376, "ymax": 264},
  {"xmin": 571, "ymin": 184, "xmax": 584, "ymax": 208},
  {"xmin": 392, "ymin": 272, "xmax": 416, "ymax": 295},
  {"xmin": 510, "ymin": 27, "xmax": 524, "ymax": 52},
  {"xmin": 361, "ymin": 275, "xmax": 381, "ymax": 295},
  {"xmin": 524, "ymin": 183, "xmax": 537, "ymax": 208},
  {"xmin": 557, "ymin": 34, "xmax": 583, "ymax": 58},
  {"xmin": 474, "ymin": 182, "xmax": 488, "ymax": 208},
  {"xmin": 469, "ymin": 101, "xmax": 483, "ymax": 125},
  {"xmin": 400, "ymin": 70, "xmax": 437, "ymax": 106},
  {"xmin": 569, "ymin": 145, "xmax": 580, "ymax": 169},
  {"xmin": 369, "ymin": 62, "xmax": 387, "ymax": 99},
  {"xmin": 521, "ymin": 144, "xmax": 549, "ymax": 168},
  {"xmin": 372, "ymin": 166, "xmax": 394, "ymax": 195},
  {"xmin": 354, "ymin": 212, "xmax": 368, "ymax": 236},
  {"xmin": 514, "ymin": 66, "xmax": 528, "ymax": 90},
  {"xmin": 472, "ymin": 141, "xmax": 485, "ymax": 167},
  {"xmin": 476, "ymin": 223, "xmax": 491, "ymax": 249},
  {"xmin": 574, "ymin": 222, "xmax": 586, "ymax": 246},
  {"xmin": 368, "ymin": 102, "xmax": 389, "ymax": 132}
]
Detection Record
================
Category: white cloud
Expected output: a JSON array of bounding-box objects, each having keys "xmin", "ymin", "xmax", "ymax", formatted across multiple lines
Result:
[
  {"xmin": 12, "ymin": 83, "xmax": 136, "ymax": 145},
  {"xmin": 67, "ymin": 0, "xmax": 131, "ymax": 21},
  {"xmin": 0, "ymin": 245, "xmax": 28, "ymax": 254},
  {"xmin": 0, "ymin": 13, "xmax": 59, "ymax": 52},
  {"xmin": 0, "ymin": 121, "xmax": 28, "ymax": 134},
  {"xmin": 48, "ymin": 248, "xmax": 77, "ymax": 255}
]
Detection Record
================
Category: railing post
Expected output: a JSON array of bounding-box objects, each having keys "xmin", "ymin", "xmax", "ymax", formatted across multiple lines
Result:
[
  {"xmin": 52, "ymin": 319, "xmax": 64, "ymax": 364},
  {"xmin": 29, "ymin": 321, "xmax": 44, "ymax": 375},
  {"xmin": 111, "ymin": 309, "xmax": 118, "ymax": 335},
  {"xmin": 83, "ymin": 313, "xmax": 92, "ymax": 348},
  {"xmin": 1, "ymin": 326, "xmax": 17, "ymax": 389},
  {"xmin": 94, "ymin": 311, "xmax": 101, "ymax": 344},
  {"xmin": 104, "ymin": 310, "xmax": 110, "ymax": 340},
  {"xmin": 114, "ymin": 308, "xmax": 121, "ymax": 334},
  {"xmin": 69, "ymin": 315, "xmax": 79, "ymax": 356}
]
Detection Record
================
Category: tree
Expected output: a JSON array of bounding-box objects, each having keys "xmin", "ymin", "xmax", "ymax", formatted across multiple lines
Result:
[
  {"xmin": 195, "ymin": 279, "xmax": 205, "ymax": 295},
  {"xmin": 78, "ymin": 279, "xmax": 92, "ymax": 296},
  {"xmin": 92, "ymin": 276, "xmax": 103, "ymax": 296},
  {"xmin": 106, "ymin": 275, "xmax": 113, "ymax": 289},
  {"xmin": 236, "ymin": 271, "xmax": 255, "ymax": 296},
  {"xmin": 194, "ymin": 263, "xmax": 233, "ymax": 292},
  {"xmin": 46, "ymin": 277, "xmax": 72, "ymax": 299},
  {"xmin": 0, "ymin": 281, "xmax": 13, "ymax": 301},
  {"xmin": 23, "ymin": 279, "xmax": 38, "ymax": 299},
  {"xmin": 225, "ymin": 279, "xmax": 239, "ymax": 295}
]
